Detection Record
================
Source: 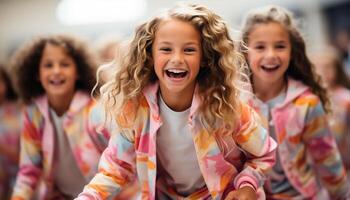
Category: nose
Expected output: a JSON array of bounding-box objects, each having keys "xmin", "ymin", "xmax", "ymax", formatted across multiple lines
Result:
[
  {"xmin": 170, "ymin": 50, "xmax": 184, "ymax": 64},
  {"xmin": 266, "ymin": 47, "xmax": 277, "ymax": 58},
  {"xmin": 52, "ymin": 63, "xmax": 61, "ymax": 74}
]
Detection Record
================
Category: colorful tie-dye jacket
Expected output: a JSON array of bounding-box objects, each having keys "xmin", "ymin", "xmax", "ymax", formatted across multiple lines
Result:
[
  {"xmin": 327, "ymin": 86, "xmax": 350, "ymax": 170},
  {"xmin": 0, "ymin": 101, "xmax": 22, "ymax": 199},
  {"xmin": 76, "ymin": 82, "xmax": 277, "ymax": 200},
  {"xmin": 11, "ymin": 91, "xmax": 110, "ymax": 200},
  {"xmin": 245, "ymin": 78, "xmax": 350, "ymax": 199}
]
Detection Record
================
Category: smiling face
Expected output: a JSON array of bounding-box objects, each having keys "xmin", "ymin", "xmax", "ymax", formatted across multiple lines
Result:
[
  {"xmin": 39, "ymin": 43, "xmax": 78, "ymax": 102},
  {"xmin": 152, "ymin": 19, "xmax": 202, "ymax": 100},
  {"xmin": 247, "ymin": 22, "xmax": 291, "ymax": 88}
]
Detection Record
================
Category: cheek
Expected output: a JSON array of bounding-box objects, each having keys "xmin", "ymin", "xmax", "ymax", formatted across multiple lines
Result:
[
  {"xmin": 153, "ymin": 55, "xmax": 167, "ymax": 71},
  {"xmin": 283, "ymin": 50, "xmax": 292, "ymax": 64},
  {"xmin": 283, "ymin": 54, "xmax": 291, "ymax": 64},
  {"xmin": 71, "ymin": 69, "xmax": 79, "ymax": 81},
  {"xmin": 247, "ymin": 53, "xmax": 259, "ymax": 68}
]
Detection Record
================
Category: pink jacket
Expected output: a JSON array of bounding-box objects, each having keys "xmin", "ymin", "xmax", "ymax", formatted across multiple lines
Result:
[
  {"xmin": 11, "ymin": 91, "xmax": 109, "ymax": 200},
  {"xmin": 246, "ymin": 78, "xmax": 350, "ymax": 199},
  {"xmin": 76, "ymin": 82, "xmax": 277, "ymax": 199}
]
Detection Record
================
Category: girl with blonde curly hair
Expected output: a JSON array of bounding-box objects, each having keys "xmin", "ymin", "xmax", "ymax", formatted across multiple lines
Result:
[{"xmin": 77, "ymin": 3, "xmax": 276, "ymax": 200}]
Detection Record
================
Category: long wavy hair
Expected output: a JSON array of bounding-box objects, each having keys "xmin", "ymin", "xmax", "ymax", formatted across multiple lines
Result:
[
  {"xmin": 10, "ymin": 34, "xmax": 97, "ymax": 104},
  {"xmin": 240, "ymin": 5, "xmax": 330, "ymax": 112},
  {"xmin": 100, "ymin": 3, "xmax": 249, "ymax": 130}
]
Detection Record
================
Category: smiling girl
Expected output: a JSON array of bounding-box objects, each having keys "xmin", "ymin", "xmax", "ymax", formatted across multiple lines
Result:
[
  {"xmin": 240, "ymin": 5, "xmax": 350, "ymax": 199},
  {"xmin": 10, "ymin": 34, "xmax": 110, "ymax": 199},
  {"xmin": 76, "ymin": 3, "xmax": 276, "ymax": 200}
]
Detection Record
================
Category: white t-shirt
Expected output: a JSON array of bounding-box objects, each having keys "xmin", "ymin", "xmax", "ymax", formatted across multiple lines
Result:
[
  {"xmin": 156, "ymin": 94, "xmax": 205, "ymax": 196},
  {"xmin": 50, "ymin": 108, "xmax": 87, "ymax": 197}
]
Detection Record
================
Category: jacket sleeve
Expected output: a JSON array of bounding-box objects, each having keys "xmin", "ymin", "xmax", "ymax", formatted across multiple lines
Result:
[
  {"xmin": 11, "ymin": 106, "xmax": 43, "ymax": 200},
  {"xmin": 233, "ymin": 103, "xmax": 277, "ymax": 191},
  {"xmin": 303, "ymin": 99, "xmax": 350, "ymax": 199},
  {"xmin": 75, "ymin": 127, "xmax": 137, "ymax": 200},
  {"xmin": 87, "ymin": 101, "xmax": 111, "ymax": 153}
]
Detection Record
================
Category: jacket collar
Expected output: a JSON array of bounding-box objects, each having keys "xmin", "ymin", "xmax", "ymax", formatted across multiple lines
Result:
[
  {"xmin": 275, "ymin": 78, "xmax": 309, "ymax": 109},
  {"xmin": 243, "ymin": 77, "xmax": 310, "ymax": 110},
  {"xmin": 34, "ymin": 90, "xmax": 91, "ymax": 119},
  {"xmin": 142, "ymin": 81, "xmax": 201, "ymax": 117}
]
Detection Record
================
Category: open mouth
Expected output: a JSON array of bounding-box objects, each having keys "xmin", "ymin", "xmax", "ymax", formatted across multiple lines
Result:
[
  {"xmin": 165, "ymin": 69, "xmax": 188, "ymax": 78},
  {"xmin": 261, "ymin": 64, "xmax": 280, "ymax": 72},
  {"xmin": 49, "ymin": 79, "xmax": 65, "ymax": 85}
]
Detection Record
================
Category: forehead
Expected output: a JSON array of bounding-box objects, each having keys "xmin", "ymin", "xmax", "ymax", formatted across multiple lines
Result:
[
  {"xmin": 154, "ymin": 19, "xmax": 201, "ymax": 43},
  {"xmin": 42, "ymin": 43, "xmax": 70, "ymax": 57},
  {"xmin": 249, "ymin": 22, "xmax": 290, "ymax": 42}
]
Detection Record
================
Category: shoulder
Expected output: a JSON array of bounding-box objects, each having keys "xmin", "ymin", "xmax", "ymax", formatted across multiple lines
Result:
[
  {"xmin": 297, "ymin": 92, "xmax": 326, "ymax": 121},
  {"xmin": 23, "ymin": 102, "xmax": 45, "ymax": 126},
  {"xmin": 293, "ymin": 90, "xmax": 321, "ymax": 108},
  {"xmin": 116, "ymin": 94, "xmax": 150, "ymax": 128},
  {"xmin": 235, "ymin": 101, "xmax": 262, "ymax": 130},
  {"xmin": 72, "ymin": 91, "xmax": 95, "ymax": 110}
]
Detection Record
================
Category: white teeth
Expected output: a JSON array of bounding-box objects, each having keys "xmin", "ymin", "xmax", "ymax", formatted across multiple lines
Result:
[
  {"xmin": 50, "ymin": 79, "xmax": 64, "ymax": 84},
  {"xmin": 263, "ymin": 64, "xmax": 278, "ymax": 68},
  {"xmin": 166, "ymin": 69, "xmax": 187, "ymax": 73}
]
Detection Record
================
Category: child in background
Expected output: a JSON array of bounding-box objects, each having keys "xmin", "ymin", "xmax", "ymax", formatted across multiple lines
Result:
[
  {"xmin": 93, "ymin": 35, "xmax": 124, "ymax": 95},
  {"xmin": 0, "ymin": 64, "xmax": 22, "ymax": 199},
  {"xmin": 312, "ymin": 49, "xmax": 350, "ymax": 172},
  {"xmin": 240, "ymin": 5, "xmax": 350, "ymax": 199},
  {"xmin": 76, "ymin": 3, "xmax": 276, "ymax": 200},
  {"xmin": 95, "ymin": 35, "xmax": 122, "ymax": 64},
  {"xmin": 10, "ymin": 34, "xmax": 110, "ymax": 199}
]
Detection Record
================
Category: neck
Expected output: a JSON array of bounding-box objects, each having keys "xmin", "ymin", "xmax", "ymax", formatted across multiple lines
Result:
[
  {"xmin": 159, "ymin": 85, "xmax": 195, "ymax": 112},
  {"xmin": 253, "ymin": 78, "xmax": 286, "ymax": 102},
  {"xmin": 48, "ymin": 93, "xmax": 74, "ymax": 116},
  {"xmin": 326, "ymin": 82, "xmax": 337, "ymax": 90}
]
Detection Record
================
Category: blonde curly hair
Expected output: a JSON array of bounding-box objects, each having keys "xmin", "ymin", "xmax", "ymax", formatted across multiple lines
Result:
[{"xmin": 101, "ymin": 3, "xmax": 249, "ymax": 130}]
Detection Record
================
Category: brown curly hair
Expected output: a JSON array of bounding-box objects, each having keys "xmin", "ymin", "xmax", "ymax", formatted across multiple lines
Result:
[
  {"xmin": 100, "ymin": 3, "xmax": 249, "ymax": 130},
  {"xmin": 240, "ymin": 5, "xmax": 330, "ymax": 112},
  {"xmin": 10, "ymin": 34, "xmax": 97, "ymax": 104},
  {"xmin": 0, "ymin": 64, "xmax": 18, "ymax": 101}
]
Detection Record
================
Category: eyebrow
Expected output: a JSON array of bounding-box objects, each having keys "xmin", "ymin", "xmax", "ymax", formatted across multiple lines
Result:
[
  {"xmin": 252, "ymin": 40, "xmax": 288, "ymax": 44},
  {"xmin": 157, "ymin": 42, "xmax": 201, "ymax": 48}
]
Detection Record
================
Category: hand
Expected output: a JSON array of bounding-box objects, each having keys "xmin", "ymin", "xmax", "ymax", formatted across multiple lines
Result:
[{"xmin": 224, "ymin": 186, "xmax": 257, "ymax": 200}]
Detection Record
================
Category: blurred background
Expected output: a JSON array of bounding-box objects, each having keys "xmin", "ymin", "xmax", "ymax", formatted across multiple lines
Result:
[{"xmin": 0, "ymin": 0, "xmax": 350, "ymax": 63}]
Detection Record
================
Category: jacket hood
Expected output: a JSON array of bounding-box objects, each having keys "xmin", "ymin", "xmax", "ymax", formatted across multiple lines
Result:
[{"xmin": 34, "ymin": 90, "xmax": 91, "ymax": 119}]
